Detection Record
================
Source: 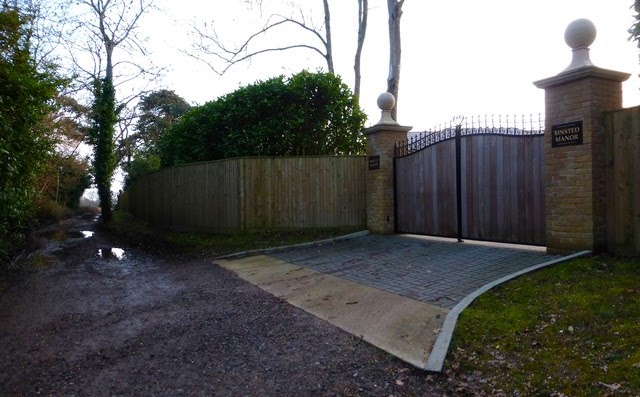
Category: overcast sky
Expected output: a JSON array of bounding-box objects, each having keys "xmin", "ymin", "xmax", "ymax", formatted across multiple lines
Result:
[{"xmin": 145, "ymin": 0, "xmax": 640, "ymax": 130}]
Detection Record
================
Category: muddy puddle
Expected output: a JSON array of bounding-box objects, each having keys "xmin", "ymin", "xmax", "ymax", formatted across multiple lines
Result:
[{"xmin": 97, "ymin": 247, "xmax": 126, "ymax": 260}]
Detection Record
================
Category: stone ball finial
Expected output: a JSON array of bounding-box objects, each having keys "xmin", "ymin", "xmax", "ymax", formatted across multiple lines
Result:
[
  {"xmin": 375, "ymin": 92, "xmax": 399, "ymax": 126},
  {"xmin": 562, "ymin": 18, "xmax": 596, "ymax": 72},
  {"xmin": 564, "ymin": 18, "xmax": 597, "ymax": 50},
  {"xmin": 377, "ymin": 92, "xmax": 396, "ymax": 111}
]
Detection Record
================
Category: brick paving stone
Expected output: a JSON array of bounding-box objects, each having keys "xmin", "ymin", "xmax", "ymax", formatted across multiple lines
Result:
[{"xmin": 271, "ymin": 235, "xmax": 560, "ymax": 309}]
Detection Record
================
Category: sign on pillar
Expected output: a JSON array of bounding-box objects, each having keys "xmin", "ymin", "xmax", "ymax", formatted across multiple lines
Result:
[{"xmin": 534, "ymin": 19, "xmax": 630, "ymax": 254}]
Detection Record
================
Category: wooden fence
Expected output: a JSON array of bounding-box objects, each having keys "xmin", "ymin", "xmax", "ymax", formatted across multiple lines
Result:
[
  {"xmin": 605, "ymin": 106, "xmax": 640, "ymax": 256},
  {"xmin": 118, "ymin": 156, "xmax": 367, "ymax": 233}
]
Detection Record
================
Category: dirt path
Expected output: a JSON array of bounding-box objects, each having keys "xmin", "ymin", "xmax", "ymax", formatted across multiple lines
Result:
[{"xmin": 0, "ymin": 213, "xmax": 471, "ymax": 396}]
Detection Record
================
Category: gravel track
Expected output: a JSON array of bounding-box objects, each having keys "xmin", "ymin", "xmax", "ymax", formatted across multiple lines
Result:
[{"xmin": 0, "ymin": 213, "xmax": 474, "ymax": 396}]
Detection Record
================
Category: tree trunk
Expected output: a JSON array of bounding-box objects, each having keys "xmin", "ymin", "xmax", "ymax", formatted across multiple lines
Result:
[
  {"xmin": 354, "ymin": 0, "xmax": 368, "ymax": 99},
  {"xmin": 386, "ymin": 0, "xmax": 403, "ymax": 121},
  {"xmin": 92, "ymin": 77, "xmax": 116, "ymax": 222},
  {"xmin": 322, "ymin": 0, "xmax": 334, "ymax": 74},
  {"xmin": 91, "ymin": 0, "xmax": 120, "ymax": 223}
]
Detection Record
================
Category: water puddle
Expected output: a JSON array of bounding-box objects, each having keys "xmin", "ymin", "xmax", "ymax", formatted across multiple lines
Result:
[
  {"xmin": 39, "ymin": 230, "xmax": 97, "ymax": 240},
  {"xmin": 97, "ymin": 247, "xmax": 126, "ymax": 260}
]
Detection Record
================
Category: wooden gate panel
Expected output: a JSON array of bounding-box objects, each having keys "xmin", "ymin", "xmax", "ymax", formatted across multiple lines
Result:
[
  {"xmin": 460, "ymin": 134, "xmax": 544, "ymax": 244},
  {"xmin": 395, "ymin": 140, "xmax": 457, "ymax": 237}
]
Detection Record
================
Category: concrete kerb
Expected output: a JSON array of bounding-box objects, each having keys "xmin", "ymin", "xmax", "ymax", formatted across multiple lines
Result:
[
  {"xmin": 424, "ymin": 249, "xmax": 592, "ymax": 372},
  {"xmin": 214, "ymin": 230, "xmax": 370, "ymax": 260}
]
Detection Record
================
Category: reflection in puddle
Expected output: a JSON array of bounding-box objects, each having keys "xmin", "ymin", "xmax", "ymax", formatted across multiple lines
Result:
[
  {"xmin": 111, "ymin": 248, "xmax": 125, "ymax": 259},
  {"xmin": 81, "ymin": 231, "xmax": 94, "ymax": 238},
  {"xmin": 97, "ymin": 247, "xmax": 126, "ymax": 260}
]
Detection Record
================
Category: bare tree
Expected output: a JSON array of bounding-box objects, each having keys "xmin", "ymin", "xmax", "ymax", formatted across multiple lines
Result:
[
  {"xmin": 53, "ymin": 0, "xmax": 159, "ymax": 221},
  {"xmin": 56, "ymin": 0, "xmax": 159, "ymax": 95},
  {"xmin": 353, "ymin": 0, "xmax": 368, "ymax": 99},
  {"xmin": 191, "ymin": 0, "xmax": 335, "ymax": 75},
  {"xmin": 2, "ymin": 0, "xmax": 63, "ymax": 68},
  {"xmin": 47, "ymin": 0, "xmax": 161, "ymax": 149},
  {"xmin": 387, "ymin": 0, "xmax": 403, "ymax": 121}
]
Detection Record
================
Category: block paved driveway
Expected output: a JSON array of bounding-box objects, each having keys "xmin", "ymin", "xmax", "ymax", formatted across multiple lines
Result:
[{"xmin": 270, "ymin": 234, "xmax": 560, "ymax": 309}]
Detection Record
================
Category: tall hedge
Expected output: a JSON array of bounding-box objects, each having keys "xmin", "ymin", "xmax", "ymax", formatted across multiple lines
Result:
[
  {"xmin": 0, "ymin": 8, "xmax": 63, "ymax": 262},
  {"xmin": 160, "ymin": 71, "xmax": 366, "ymax": 166}
]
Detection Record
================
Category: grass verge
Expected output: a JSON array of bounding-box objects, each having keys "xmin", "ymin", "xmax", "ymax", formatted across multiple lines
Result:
[
  {"xmin": 447, "ymin": 256, "xmax": 640, "ymax": 396},
  {"xmin": 106, "ymin": 210, "xmax": 363, "ymax": 258}
]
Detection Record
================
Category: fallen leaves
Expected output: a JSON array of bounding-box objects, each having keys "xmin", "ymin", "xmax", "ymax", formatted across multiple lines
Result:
[{"xmin": 598, "ymin": 381, "xmax": 622, "ymax": 391}]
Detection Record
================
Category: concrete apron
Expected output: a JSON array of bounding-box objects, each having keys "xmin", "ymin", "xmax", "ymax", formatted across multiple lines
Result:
[{"xmin": 216, "ymin": 255, "xmax": 449, "ymax": 369}]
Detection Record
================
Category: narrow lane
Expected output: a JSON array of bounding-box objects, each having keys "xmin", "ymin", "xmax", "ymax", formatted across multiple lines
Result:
[{"xmin": 0, "ymin": 213, "xmax": 461, "ymax": 396}]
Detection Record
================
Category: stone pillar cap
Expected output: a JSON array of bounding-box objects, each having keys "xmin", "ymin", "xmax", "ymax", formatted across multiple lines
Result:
[
  {"xmin": 533, "ymin": 18, "xmax": 630, "ymax": 87},
  {"xmin": 375, "ymin": 92, "xmax": 399, "ymax": 126},
  {"xmin": 563, "ymin": 18, "xmax": 597, "ymax": 72}
]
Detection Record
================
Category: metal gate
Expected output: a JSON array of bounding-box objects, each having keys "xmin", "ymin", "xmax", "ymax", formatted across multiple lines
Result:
[{"xmin": 394, "ymin": 117, "xmax": 545, "ymax": 245}]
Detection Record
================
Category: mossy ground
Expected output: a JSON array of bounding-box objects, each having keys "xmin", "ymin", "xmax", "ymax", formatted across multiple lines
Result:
[
  {"xmin": 106, "ymin": 210, "xmax": 361, "ymax": 258},
  {"xmin": 448, "ymin": 257, "xmax": 640, "ymax": 396}
]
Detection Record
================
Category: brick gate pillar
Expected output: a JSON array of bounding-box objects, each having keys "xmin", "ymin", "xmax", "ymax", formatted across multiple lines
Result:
[
  {"xmin": 364, "ymin": 93, "xmax": 412, "ymax": 234},
  {"xmin": 534, "ymin": 19, "xmax": 630, "ymax": 253}
]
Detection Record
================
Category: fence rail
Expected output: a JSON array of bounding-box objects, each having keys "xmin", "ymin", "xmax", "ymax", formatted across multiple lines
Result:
[
  {"xmin": 395, "ymin": 114, "xmax": 544, "ymax": 158},
  {"xmin": 119, "ymin": 156, "xmax": 367, "ymax": 233}
]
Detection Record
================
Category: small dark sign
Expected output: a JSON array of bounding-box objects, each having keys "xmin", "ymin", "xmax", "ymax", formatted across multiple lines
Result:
[
  {"xmin": 368, "ymin": 155, "xmax": 380, "ymax": 170},
  {"xmin": 552, "ymin": 120, "xmax": 583, "ymax": 147}
]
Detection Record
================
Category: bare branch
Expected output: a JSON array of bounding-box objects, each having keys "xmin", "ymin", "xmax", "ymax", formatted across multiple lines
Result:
[{"xmin": 189, "ymin": 3, "xmax": 334, "ymax": 76}]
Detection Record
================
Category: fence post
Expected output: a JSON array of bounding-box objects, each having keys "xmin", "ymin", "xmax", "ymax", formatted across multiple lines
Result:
[
  {"xmin": 534, "ymin": 19, "xmax": 630, "ymax": 253},
  {"xmin": 364, "ymin": 93, "xmax": 412, "ymax": 234},
  {"xmin": 455, "ymin": 122, "xmax": 463, "ymax": 242}
]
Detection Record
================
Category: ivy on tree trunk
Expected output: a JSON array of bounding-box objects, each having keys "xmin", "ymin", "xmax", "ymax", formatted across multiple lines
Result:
[{"xmin": 90, "ymin": 77, "xmax": 117, "ymax": 222}]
